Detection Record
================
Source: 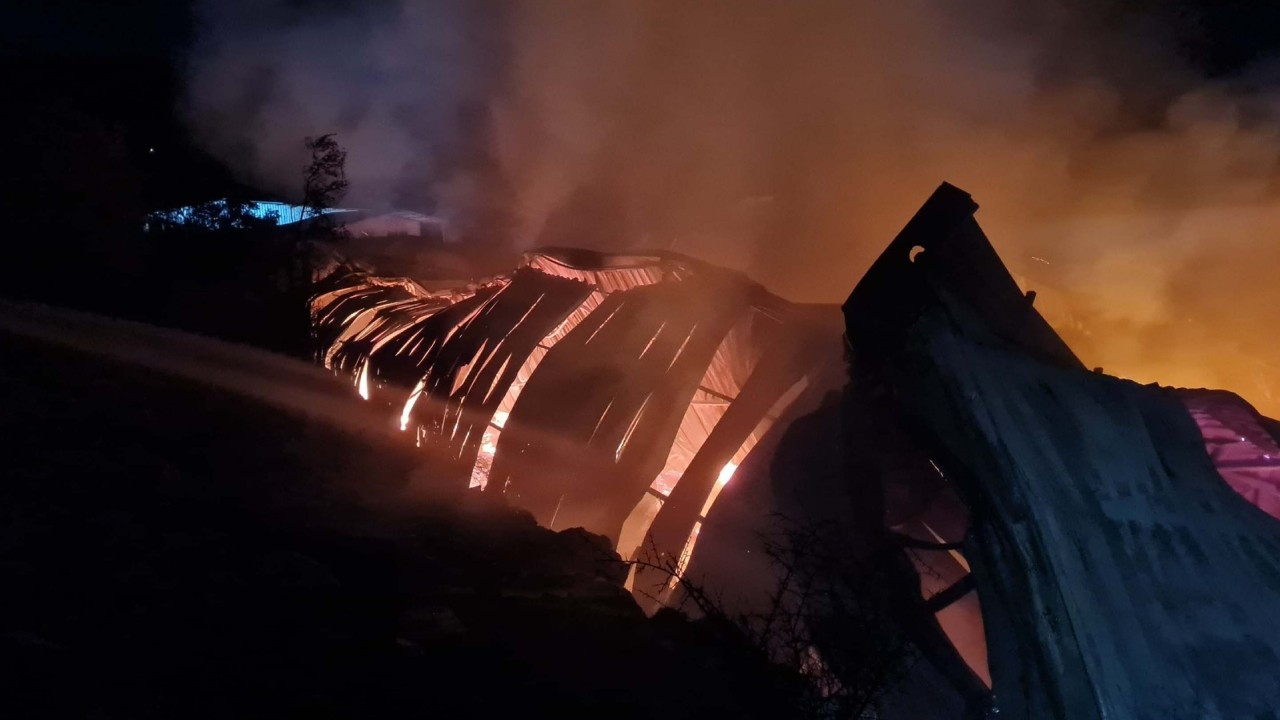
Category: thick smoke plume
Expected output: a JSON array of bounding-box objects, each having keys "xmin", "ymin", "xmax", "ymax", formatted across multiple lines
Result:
[{"xmin": 185, "ymin": 0, "xmax": 1280, "ymax": 412}]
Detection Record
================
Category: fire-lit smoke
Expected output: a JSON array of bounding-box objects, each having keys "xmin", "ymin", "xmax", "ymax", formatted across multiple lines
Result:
[{"xmin": 184, "ymin": 0, "xmax": 1280, "ymax": 414}]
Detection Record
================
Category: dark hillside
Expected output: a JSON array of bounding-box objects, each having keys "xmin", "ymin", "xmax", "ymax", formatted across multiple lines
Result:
[{"xmin": 0, "ymin": 332, "xmax": 794, "ymax": 719}]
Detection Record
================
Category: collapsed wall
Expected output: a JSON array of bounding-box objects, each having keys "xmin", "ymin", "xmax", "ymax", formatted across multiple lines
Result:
[{"xmin": 843, "ymin": 183, "xmax": 1280, "ymax": 719}]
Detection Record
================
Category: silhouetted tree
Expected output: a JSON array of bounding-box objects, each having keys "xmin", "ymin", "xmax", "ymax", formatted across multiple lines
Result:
[
  {"xmin": 301, "ymin": 133, "xmax": 349, "ymax": 242},
  {"xmin": 631, "ymin": 516, "xmax": 918, "ymax": 720}
]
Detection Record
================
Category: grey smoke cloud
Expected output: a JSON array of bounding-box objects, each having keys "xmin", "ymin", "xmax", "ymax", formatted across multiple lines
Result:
[
  {"xmin": 185, "ymin": 0, "xmax": 501, "ymax": 214},
  {"xmin": 184, "ymin": 0, "xmax": 1280, "ymax": 411}
]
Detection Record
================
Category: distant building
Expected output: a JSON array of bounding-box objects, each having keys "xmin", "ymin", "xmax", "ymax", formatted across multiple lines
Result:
[
  {"xmin": 342, "ymin": 210, "xmax": 449, "ymax": 241},
  {"xmin": 146, "ymin": 199, "xmax": 450, "ymax": 241}
]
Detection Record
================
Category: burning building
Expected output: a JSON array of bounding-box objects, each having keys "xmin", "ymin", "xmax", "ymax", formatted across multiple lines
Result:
[
  {"xmin": 311, "ymin": 247, "xmax": 841, "ymax": 573},
  {"xmin": 312, "ymin": 184, "xmax": 1280, "ymax": 718}
]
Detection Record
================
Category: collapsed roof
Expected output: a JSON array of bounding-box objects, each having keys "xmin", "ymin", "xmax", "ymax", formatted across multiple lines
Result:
[
  {"xmin": 311, "ymin": 247, "xmax": 840, "ymax": 569},
  {"xmin": 312, "ymin": 185, "xmax": 1280, "ymax": 719}
]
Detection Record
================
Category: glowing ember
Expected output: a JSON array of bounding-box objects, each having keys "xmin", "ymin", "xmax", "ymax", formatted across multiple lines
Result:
[
  {"xmin": 670, "ymin": 521, "xmax": 703, "ymax": 588},
  {"xmin": 696, "ymin": 460, "xmax": 741, "ymax": 519},
  {"xmin": 470, "ymin": 427, "xmax": 501, "ymax": 489},
  {"xmin": 717, "ymin": 461, "xmax": 738, "ymax": 487},
  {"xmin": 468, "ymin": 410, "xmax": 510, "ymax": 489},
  {"xmin": 357, "ymin": 361, "xmax": 370, "ymax": 400},
  {"xmin": 399, "ymin": 380, "xmax": 425, "ymax": 431}
]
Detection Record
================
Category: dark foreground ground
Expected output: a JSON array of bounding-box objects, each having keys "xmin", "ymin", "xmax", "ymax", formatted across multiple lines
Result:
[{"xmin": 0, "ymin": 331, "xmax": 792, "ymax": 719}]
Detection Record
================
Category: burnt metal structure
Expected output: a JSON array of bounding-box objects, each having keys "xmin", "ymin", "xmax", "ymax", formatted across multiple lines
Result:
[
  {"xmin": 312, "ymin": 248, "xmax": 834, "ymax": 571},
  {"xmin": 843, "ymin": 183, "xmax": 1280, "ymax": 719},
  {"xmin": 314, "ymin": 185, "xmax": 1280, "ymax": 719}
]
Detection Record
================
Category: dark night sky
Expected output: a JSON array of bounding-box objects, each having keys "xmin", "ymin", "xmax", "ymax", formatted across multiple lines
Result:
[
  {"xmin": 4, "ymin": 0, "xmax": 1280, "ymax": 209},
  {"xmin": 3, "ymin": 1, "xmax": 193, "ymax": 58},
  {"xmin": 6, "ymin": 0, "xmax": 1280, "ymax": 64},
  {"xmin": 3, "ymin": 0, "xmax": 217, "ymax": 208}
]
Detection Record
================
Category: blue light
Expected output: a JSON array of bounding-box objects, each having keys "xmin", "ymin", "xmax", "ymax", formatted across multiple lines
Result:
[{"xmin": 145, "ymin": 199, "xmax": 353, "ymax": 231}]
